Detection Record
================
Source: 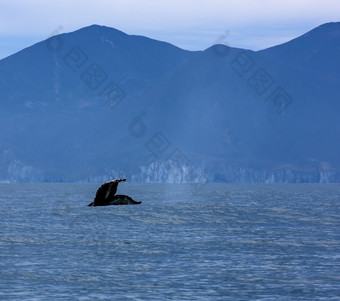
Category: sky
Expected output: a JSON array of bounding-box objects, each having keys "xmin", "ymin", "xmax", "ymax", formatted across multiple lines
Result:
[{"xmin": 0, "ymin": 0, "xmax": 339, "ymax": 60}]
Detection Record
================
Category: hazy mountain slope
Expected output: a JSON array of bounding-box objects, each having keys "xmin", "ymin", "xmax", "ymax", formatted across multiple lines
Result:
[
  {"xmin": 0, "ymin": 25, "xmax": 197, "ymax": 181},
  {"xmin": 0, "ymin": 23, "xmax": 339, "ymax": 182}
]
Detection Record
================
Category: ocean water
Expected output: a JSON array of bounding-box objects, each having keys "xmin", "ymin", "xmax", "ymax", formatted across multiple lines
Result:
[{"xmin": 0, "ymin": 183, "xmax": 339, "ymax": 300}]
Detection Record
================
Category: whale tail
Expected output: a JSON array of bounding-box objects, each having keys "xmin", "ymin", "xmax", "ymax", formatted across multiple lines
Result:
[
  {"xmin": 89, "ymin": 179, "xmax": 141, "ymax": 206},
  {"xmin": 88, "ymin": 195, "xmax": 141, "ymax": 206},
  {"xmin": 109, "ymin": 195, "xmax": 141, "ymax": 205}
]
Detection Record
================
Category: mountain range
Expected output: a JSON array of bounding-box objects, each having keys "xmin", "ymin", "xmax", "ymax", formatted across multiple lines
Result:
[{"xmin": 0, "ymin": 22, "xmax": 339, "ymax": 183}]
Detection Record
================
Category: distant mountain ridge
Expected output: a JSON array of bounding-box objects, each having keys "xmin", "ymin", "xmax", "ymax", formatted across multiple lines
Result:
[{"xmin": 0, "ymin": 23, "xmax": 339, "ymax": 182}]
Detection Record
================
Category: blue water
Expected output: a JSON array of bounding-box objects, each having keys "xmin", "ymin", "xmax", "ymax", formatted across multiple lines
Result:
[{"xmin": 0, "ymin": 183, "xmax": 339, "ymax": 300}]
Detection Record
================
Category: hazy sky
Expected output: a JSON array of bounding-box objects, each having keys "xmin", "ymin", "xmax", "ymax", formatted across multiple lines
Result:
[{"xmin": 0, "ymin": 0, "xmax": 339, "ymax": 59}]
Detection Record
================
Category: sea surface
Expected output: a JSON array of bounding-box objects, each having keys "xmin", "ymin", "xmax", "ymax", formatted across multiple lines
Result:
[{"xmin": 0, "ymin": 183, "xmax": 339, "ymax": 300}]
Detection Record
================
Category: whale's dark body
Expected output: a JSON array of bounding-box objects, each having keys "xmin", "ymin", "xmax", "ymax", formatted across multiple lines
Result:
[{"xmin": 88, "ymin": 179, "xmax": 141, "ymax": 206}]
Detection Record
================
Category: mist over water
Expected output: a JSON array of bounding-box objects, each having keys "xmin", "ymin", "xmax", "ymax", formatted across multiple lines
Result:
[{"xmin": 0, "ymin": 183, "xmax": 339, "ymax": 300}]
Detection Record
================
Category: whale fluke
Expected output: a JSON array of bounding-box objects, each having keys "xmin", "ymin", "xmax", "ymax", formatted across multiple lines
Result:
[{"xmin": 88, "ymin": 179, "xmax": 141, "ymax": 206}]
